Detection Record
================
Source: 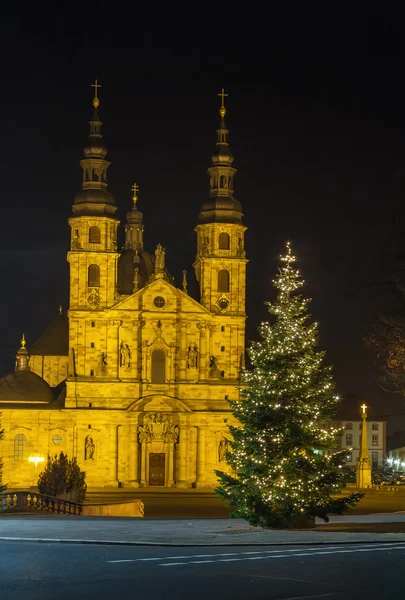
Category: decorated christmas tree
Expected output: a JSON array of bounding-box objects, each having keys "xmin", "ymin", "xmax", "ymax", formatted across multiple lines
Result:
[{"xmin": 216, "ymin": 242, "xmax": 362, "ymax": 529}]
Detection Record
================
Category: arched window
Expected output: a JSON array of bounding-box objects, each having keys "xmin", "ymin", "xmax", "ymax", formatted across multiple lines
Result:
[
  {"xmin": 218, "ymin": 232, "xmax": 230, "ymax": 250},
  {"xmin": 88, "ymin": 264, "xmax": 100, "ymax": 287},
  {"xmin": 218, "ymin": 270, "xmax": 230, "ymax": 292},
  {"xmin": 89, "ymin": 226, "xmax": 101, "ymax": 243},
  {"xmin": 151, "ymin": 349, "xmax": 166, "ymax": 384},
  {"xmin": 14, "ymin": 433, "xmax": 27, "ymax": 461}
]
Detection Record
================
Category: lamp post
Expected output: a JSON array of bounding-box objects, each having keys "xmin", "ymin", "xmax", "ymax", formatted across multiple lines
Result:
[{"xmin": 28, "ymin": 455, "xmax": 45, "ymax": 468}]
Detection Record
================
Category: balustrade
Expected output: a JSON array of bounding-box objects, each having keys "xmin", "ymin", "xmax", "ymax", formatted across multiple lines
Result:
[{"xmin": 0, "ymin": 491, "xmax": 82, "ymax": 515}]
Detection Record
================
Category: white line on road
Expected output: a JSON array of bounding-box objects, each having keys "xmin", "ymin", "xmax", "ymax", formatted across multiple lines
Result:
[
  {"xmin": 106, "ymin": 543, "xmax": 400, "ymax": 564},
  {"xmin": 158, "ymin": 544, "xmax": 405, "ymax": 567}
]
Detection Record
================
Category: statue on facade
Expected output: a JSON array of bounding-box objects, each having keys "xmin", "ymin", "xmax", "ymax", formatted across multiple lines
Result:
[
  {"xmin": 187, "ymin": 343, "xmax": 198, "ymax": 368},
  {"xmin": 182, "ymin": 269, "xmax": 188, "ymax": 294},
  {"xmin": 209, "ymin": 355, "xmax": 221, "ymax": 378},
  {"xmin": 72, "ymin": 229, "xmax": 81, "ymax": 249},
  {"xmin": 120, "ymin": 341, "xmax": 131, "ymax": 368},
  {"xmin": 155, "ymin": 243, "xmax": 165, "ymax": 271},
  {"xmin": 85, "ymin": 435, "xmax": 95, "ymax": 460},
  {"xmin": 218, "ymin": 436, "xmax": 229, "ymax": 462},
  {"xmin": 95, "ymin": 352, "xmax": 108, "ymax": 376},
  {"xmin": 133, "ymin": 266, "xmax": 140, "ymax": 292}
]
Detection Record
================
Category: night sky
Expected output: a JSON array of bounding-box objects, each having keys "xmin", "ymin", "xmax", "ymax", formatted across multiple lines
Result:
[{"xmin": 1, "ymin": 6, "xmax": 405, "ymax": 434}]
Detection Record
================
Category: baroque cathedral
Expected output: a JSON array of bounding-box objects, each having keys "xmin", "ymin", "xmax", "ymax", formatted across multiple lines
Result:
[{"xmin": 0, "ymin": 84, "xmax": 247, "ymax": 489}]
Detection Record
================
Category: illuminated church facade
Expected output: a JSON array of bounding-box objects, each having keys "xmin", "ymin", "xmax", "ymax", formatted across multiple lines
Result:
[{"xmin": 0, "ymin": 85, "xmax": 247, "ymax": 489}]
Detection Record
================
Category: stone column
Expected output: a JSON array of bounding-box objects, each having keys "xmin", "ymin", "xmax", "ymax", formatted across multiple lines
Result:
[
  {"xmin": 166, "ymin": 443, "xmax": 174, "ymax": 487},
  {"xmin": 195, "ymin": 426, "xmax": 206, "ymax": 488},
  {"xmin": 178, "ymin": 322, "xmax": 187, "ymax": 380},
  {"xmin": 129, "ymin": 422, "xmax": 140, "ymax": 487},
  {"xmin": 169, "ymin": 342, "xmax": 177, "ymax": 382},
  {"xmin": 141, "ymin": 341, "xmax": 149, "ymax": 382},
  {"xmin": 176, "ymin": 420, "xmax": 189, "ymax": 488},
  {"xmin": 131, "ymin": 322, "xmax": 141, "ymax": 380},
  {"xmin": 107, "ymin": 320, "xmax": 122, "ymax": 379},
  {"xmin": 140, "ymin": 443, "xmax": 148, "ymax": 486},
  {"xmin": 198, "ymin": 323, "xmax": 208, "ymax": 381}
]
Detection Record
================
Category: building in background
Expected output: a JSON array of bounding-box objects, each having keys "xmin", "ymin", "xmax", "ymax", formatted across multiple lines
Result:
[{"xmin": 332, "ymin": 405, "xmax": 387, "ymax": 470}]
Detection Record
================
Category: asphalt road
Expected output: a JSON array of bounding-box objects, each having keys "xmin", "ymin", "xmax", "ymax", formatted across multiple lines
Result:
[{"xmin": 1, "ymin": 541, "xmax": 404, "ymax": 599}]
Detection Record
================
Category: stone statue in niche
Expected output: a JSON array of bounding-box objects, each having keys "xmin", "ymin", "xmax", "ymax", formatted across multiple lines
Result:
[
  {"xmin": 120, "ymin": 341, "xmax": 131, "ymax": 368},
  {"xmin": 209, "ymin": 356, "xmax": 221, "ymax": 378},
  {"xmin": 218, "ymin": 436, "xmax": 229, "ymax": 462},
  {"xmin": 187, "ymin": 343, "xmax": 198, "ymax": 368},
  {"xmin": 95, "ymin": 352, "xmax": 108, "ymax": 376},
  {"xmin": 155, "ymin": 243, "xmax": 165, "ymax": 271},
  {"xmin": 85, "ymin": 435, "xmax": 95, "ymax": 460}
]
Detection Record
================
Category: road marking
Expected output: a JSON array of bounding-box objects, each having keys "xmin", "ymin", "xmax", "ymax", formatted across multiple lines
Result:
[
  {"xmin": 106, "ymin": 543, "xmax": 405, "ymax": 564},
  {"xmin": 106, "ymin": 544, "xmax": 355, "ymax": 563},
  {"xmin": 158, "ymin": 544, "xmax": 405, "ymax": 567}
]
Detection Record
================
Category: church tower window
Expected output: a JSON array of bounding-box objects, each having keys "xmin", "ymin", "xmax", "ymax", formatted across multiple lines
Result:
[
  {"xmin": 88, "ymin": 264, "xmax": 100, "ymax": 287},
  {"xmin": 218, "ymin": 232, "xmax": 230, "ymax": 250},
  {"xmin": 89, "ymin": 226, "xmax": 101, "ymax": 243},
  {"xmin": 218, "ymin": 269, "xmax": 230, "ymax": 292},
  {"xmin": 151, "ymin": 349, "xmax": 166, "ymax": 383},
  {"xmin": 14, "ymin": 433, "xmax": 27, "ymax": 461}
]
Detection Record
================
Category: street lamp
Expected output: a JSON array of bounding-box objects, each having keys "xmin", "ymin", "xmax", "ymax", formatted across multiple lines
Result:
[{"xmin": 28, "ymin": 455, "xmax": 45, "ymax": 468}]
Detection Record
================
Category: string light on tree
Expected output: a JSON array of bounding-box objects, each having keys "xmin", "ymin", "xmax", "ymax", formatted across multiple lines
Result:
[{"xmin": 215, "ymin": 241, "xmax": 363, "ymax": 529}]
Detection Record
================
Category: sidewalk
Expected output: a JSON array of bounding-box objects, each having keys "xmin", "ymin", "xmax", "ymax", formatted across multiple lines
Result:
[{"xmin": 2, "ymin": 513, "xmax": 405, "ymax": 546}]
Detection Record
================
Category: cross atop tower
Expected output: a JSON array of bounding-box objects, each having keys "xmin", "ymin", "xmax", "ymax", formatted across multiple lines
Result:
[
  {"xmin": 361, "ymin": 403, "xmax": 367, "ymax": 415},
  {"xmin": 218, "ymin": 88, "xmax": 228, "ymax": 118},
  {"xmin": 91, "ymin": 79, "xmax": 102, "ymax": 108},
  {"xmin": 131, "ymin": 183, "xmax": 139, "ymax": 203}
]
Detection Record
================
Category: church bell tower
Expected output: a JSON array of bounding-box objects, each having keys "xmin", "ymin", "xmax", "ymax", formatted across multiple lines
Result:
[
  {"xmin": 194, "ymin": 90, "xmax": 247, "ymax": 316},
  {"xmin": 67, "ymin": 81, "xmax": 120, "ymax": 311}
]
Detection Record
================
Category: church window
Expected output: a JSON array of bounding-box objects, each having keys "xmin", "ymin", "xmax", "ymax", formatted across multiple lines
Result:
[
  {"xmin": 221, "ymin": 370, "xmax": 225, "ymax": 377},
  {"xmin": 221, "ymin": 346, "xmax": 225, "ymax": 352},
  {"xmin": 218, "ymin": 232, "xmax": 230, "ymax": 250},
  {"xmin": 90, "ymin": 342, "xmax": 95, "ymax": 348},
  {"xmin": 52, "ymin": 434, "xmax": 63, "ymax": 445},
  {"xmin": 90, "ymin": 369, "xmax": 94, "ymax": 376},
  {"xmin": 14, "ymin": 434, "xmax": 27, "ymax": 461},
  {"xmin": 154, "ymin": 296, "xmax": 166, "ymax": 308},
  {"xmin": 218, "ymin": 270, "xmax": 230, "ymax": 292},
  {"xmin": 88, "ymin": 264, "xmax": 100, "ymax": 287},
  {"xmin": 91, "ymin": 321, "xmax": 95, "ymax": 328},
  {"xmin": 89, "ymin": 226, "xmax": 101, "ymax": 243},
  {"xmin": 221, "ymin": 326, "xmax": 225, "ymax": 332},
  {"xmin": 151, "ymin": 349, "xmax": 166, "ymax": 383}
]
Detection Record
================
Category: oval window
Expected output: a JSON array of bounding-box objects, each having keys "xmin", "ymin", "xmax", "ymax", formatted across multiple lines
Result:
[
  {"xmin": 154, "ymin": 296, "xmax": 165, "ymax": 308},
  {"xmin": 52, "ymin": 434, "xmax": 63, "ymax": 445}
]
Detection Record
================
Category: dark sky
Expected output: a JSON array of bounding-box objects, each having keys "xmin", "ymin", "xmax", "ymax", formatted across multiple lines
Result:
[{"xmin": 1, "ymin": 5, "xmax": 405, "ymax": 433}]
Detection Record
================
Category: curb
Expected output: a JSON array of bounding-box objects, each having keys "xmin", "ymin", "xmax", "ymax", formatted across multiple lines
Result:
[{"xmin": 1, "ymin": 536, "xmax": 405, "ymax": 547}]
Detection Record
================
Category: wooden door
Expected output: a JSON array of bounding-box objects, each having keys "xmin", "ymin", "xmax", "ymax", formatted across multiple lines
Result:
[{"xmin": 149, "ymin": 453, "xmax": 165, "ymax": 486}]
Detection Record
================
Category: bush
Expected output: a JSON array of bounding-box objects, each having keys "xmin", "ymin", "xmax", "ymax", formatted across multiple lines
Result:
[{"xmin": 38, "ymin": 452, "xmax": 87, "ymax": 503}]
